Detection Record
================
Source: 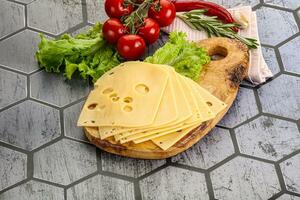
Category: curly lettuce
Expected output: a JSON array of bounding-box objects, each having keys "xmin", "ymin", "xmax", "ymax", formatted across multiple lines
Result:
[
  {"xmin": 36, "ymin": 23, "xmax": 121, "ymax": 82},
  {"xmin": 145, "ymin": 32, "xmax": 210, "ymax": 80}
]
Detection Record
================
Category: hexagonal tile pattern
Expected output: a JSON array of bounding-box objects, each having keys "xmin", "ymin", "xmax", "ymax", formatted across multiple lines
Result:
[
  {"xmin": 279, "ymin": 36, "xmax": 300, "ymax": 74},
  {"xmin": 211, "ymin": 156, "xmax": 280, "ymax": 200},
  {"xmin": 172, "ymin": 127, "xmax": 235, "ymax": 169},
  {"xmin": 218, "ymin": 88, "xmax": 259, "ymax": 128},
  {"xmin": 101, "ymin": 151, "xmax": 166, "ymax": 178},
  {"xmin": 235, "ymin": 116, "xmax": 300, "ymax": 161},
  {"xmin": 0, "ymin": 30, "xmax": 41, "ymax": 74},
  {"xmin": 0, "ymin": 1, "xmax": 25, "ymax": 39},
  {"xmin": 256, "ymin": 7, "xmax": 298, "ymax": 46},
  {"xmin": 0, "ymin": 180, "xmax": 64, "ymax": 200},
  {"xmin": 265, "ymin": 0, "xmax": 300, "ymax": 10},
  {"xmin": 277, "ymin": 194, "xmax": 300, "ymax": 200},
  {"xmin": 64, "ymin": 100, "xmax": 88, "ymax": 142},
  {"xmin": 140, "ymin": 166, "xmax": 209, "ymax": 200},
  {"xmin": 262, "ymin": 46, "xmax": 280, "ymax": 75},
  {"xmin": 0, "ymin": 146, "xmax": 27, "ymax": 191},
  {"xmin": 67, "ymin": 175, "xmax": 135, "ymax": 200},
  {"xmin": 280, "ymin": 153, "xmax": 300, "ymax": 194},
  {"xmin": 27, "ymin": 0, "xmax": 83, "ymax": 35},
  {"xmin": 0, "ymin": 68, "xmax": 26, "ymax": 109},
  {"xmin": 258, "ymin": 75, "xmax": 300, "ymax": 120},
  {"xmin": 33, "ymin": 139, "xmax": 97, "ymax": 185},
  {"xmin": 0, "ymin": 100, "xmax": 60, "ymax": 151},
  {"xmin": 210, "ymin": 0, "xmax": 260, "ymax": 8},
  {"xmin": 86, "ymin": 0, "xmax": 107, "ymax": 24},
  {"xmin": 30, "ymin": 71, "xmax": 89, "ymax": 107}
]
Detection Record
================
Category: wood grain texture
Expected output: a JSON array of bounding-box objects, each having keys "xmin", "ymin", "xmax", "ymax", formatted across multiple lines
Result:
[{"xmin": 84, "ymin": 37, "xmax": 249, "ymax": 159}]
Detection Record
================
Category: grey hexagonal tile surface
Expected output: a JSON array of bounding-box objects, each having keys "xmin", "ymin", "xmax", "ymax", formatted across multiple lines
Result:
[
  {"xmin": 256, "ymin": 7, "xmax": 298, "ymax": 46},
  {"xmin": 140, "ymin": 166, "xmax": 209, "ymax": 200},
  {"xmin": 277, "ymin": 194, "xmax": 300, "ymax": 200},
  {"xmin": 64, "ymin": 100, "xmax": 89, "ymax": 142},
  {"xmin": 279, "ymin": 36, "xmax": 300, "ymax": 74},
  {"xmin": 0, "ymin": 100, "xmax": 60, "ymax": 151},
  {"xmin": 0, "ymin": 146, "xmax": 27, "ymax": 191},
  {"xmin": 209, "ymin": 0, "xmax": 260, "ymax": 8},
  {"xmin": 218, "ymin": 88, "xmax": 259, "ymax": 128},
  {"xmin": 0, "ymin": 1, "xmax": 25, "ymax": 39},
  {"xmin": 265, "ymin": 0, "xmax": 300, "ymax": 10},
  {"xmin": 262, "ymin": 46, "xmax": 280, "ymax": 75},
  {"xmin": 0, "ymin": 30, "xmax": 41, "ymax": 74},
  {"xmin": 211, "ymin": 156, "xmax": 281, "ymax": 200},
  {"xmin": 235, "ymin": 116, "xmax": 300, "ymax": 161},
  {"xmin": 280, "ymin": 153, "xmax": 300, "ymax": 194},
  {"xmin": 0, "ymin": 68, "xmax": 27, "ymax": 109},
  {"xmin": 30, "ymin": 71, "xmax": 89, "ymax": 107},
  {"xmin": 101, "ymin": 151, "xmax": 166, "ymax": 178},
  {"xmin": 0, "ymin": 180, "xmax": 64, "ymax": 200},
  {"xmin": 67, "ymin": 175, "xmax": 135, "ymax": 200},
  {"xmin": 172, "ymin": 127, "xmax": 234, "ymax": 169},
  {"xmin": 86, "ymin": 0, "xmax": 107, "ymax": 24},
  {"xmin": 33, "ymin": 139, "xmax": 97, "ymax": 185},
  {"xmin": 258, "ymin": 75, "xmax": 300, "ymax": 120},
  {"xmin": 27, "ymin": 0, "xmax": 83, "ymax": 35}
]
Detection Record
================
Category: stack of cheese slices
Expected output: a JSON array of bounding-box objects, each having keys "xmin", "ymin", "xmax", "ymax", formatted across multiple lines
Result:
[{"xmin": 78, "ymin": 61, "xmax": 227, "ymax": 150}]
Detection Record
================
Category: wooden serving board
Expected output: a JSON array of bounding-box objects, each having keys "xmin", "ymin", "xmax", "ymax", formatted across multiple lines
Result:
[{"xmin": 84, "ymin": 37, "xmax": 249, "ymax": 159}]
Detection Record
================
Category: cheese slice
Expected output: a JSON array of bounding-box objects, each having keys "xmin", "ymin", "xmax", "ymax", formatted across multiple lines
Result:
[
  {"xmin": 187, "ymin": 77, "xmax": 227, "ymax": 114},
  {"xmin": 99, "ymin": 75, "xmax": 178, "ymax": 139},
  {"xmin": 133, "ymin": 121, "xmax": 201, "ymax": 144},
  {"xmin": 108, "ymin": 66, "xmax": 193, "ymax": 140},
  {"xmin": 77, "ymin": 61, "xmax": 169, "ymax": 127},
  {"xmin": 152, "ymin": 123, "xmax": 200, "ymax": 150}
]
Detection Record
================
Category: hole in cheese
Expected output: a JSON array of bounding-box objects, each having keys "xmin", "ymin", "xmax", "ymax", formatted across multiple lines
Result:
[
  {"xmin": 123, "ymin": 97, "xmax": 133, "ymax": 103},
  {"xmin": 91, "ymin": 120, "xmax": 95, "ymax": 123},
  {"xmin": 123, "ymin": 105, "xmax": 133, "ymax": 112},
  {"xmin": 88, "ymin": 103, "xmax": 98, "ymax": 110},
  {"xmin": 109, "ymin": 72, "xmax": 114, "ymax": 75},
  {"xmin": 112, "ymin": 97, "xmax": 120, "ymax": 102},
  {"xmin": 206, "ymin": 101, "xmax": 213, "ymax": 106},
  {"xmin": 103, "ymin": 88, "xmax": 114, "ymax": 94},
  {"xmin": 135, "ymin": 84, "xmax": 149, "ymax": 94}
]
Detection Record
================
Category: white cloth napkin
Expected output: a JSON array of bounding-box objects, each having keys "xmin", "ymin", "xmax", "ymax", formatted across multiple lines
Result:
[{"xmin": 162, "ymin": 6, "xmax": 273, "ymax": 85}]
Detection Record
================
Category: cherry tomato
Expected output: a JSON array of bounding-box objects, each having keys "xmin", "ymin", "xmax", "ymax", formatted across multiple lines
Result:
[
  {"xmin": 117, "ymin": 35, "xmax": 146, "ymax": 60},
  {"xmin": 102, "ymin": 18, "xmax": 127, "ymax": 44},
  {"xmin": 138, "ymin": 18, "xmax": 160, "ymax": 44},
  {"xmin": 105, "ymin": 0, "xmax": 133, "ymax": 18},
  {"xmin": 149, "ymin": 0, "xmax": 176, "ymax": 27}
]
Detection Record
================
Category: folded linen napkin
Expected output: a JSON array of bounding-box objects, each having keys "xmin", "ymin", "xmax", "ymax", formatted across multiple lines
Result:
[{"xmin": 162, "ymin": 6, "xmax": 273, "ymax": 85}]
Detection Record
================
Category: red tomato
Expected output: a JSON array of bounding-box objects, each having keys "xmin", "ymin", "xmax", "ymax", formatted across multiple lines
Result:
[
  {"xmin": 149, "ymin": 0, "xmax": 176, "ymax": 27},
  {"xmin": 138, "ymin": 18, "xmax": 160, "ymax": 44},
  {"xmin": 105, "ymin": 0, "xmax": 133, "ymax": 18},
  {"xmin": 102, "ymin": 18, "xmax": 127, "ymax": 44},
  {"xmin": 117, "ymin": 35, "xmax": 146, "ymax": 60}
]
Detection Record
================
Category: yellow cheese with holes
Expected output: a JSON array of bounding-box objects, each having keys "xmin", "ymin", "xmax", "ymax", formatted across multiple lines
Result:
[
  {"xmin": 99, "ymin": 75, "xmax": 178, "ymax": 139},
  {"xmin": 99, "ymin": 65, "xmax": 192, "ymax": 139},
  {"xmin": 79, "ymin": 61, "xmax": 228, "ymax": 151},
  {"xmin": 77, "ymin": 61, "xmax": 169, "ymax": 127}
]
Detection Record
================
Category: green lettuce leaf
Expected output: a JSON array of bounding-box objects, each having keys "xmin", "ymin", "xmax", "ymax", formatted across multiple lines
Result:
[
  {"xmin": 36, "ymin": 23, "xmax": 121, "ymax": 82},
  {"xmin": 144, "ymin": 32, "xmax": 210, "ymax": 80}
]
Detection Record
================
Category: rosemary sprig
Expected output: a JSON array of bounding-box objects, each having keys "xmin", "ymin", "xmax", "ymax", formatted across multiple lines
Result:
[
  {"xmin": 123, "ymin": 0, "xmax": 154, "ymax": 34},
  {"xmin": 177, "ymin": 9, "xmax": 259, "ymax": 49}
]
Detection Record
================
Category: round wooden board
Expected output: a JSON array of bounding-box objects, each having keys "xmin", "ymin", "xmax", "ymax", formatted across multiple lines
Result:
[{"xmin": 84, "ymin": 37, "xmax": 249, "ymax": 159}]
